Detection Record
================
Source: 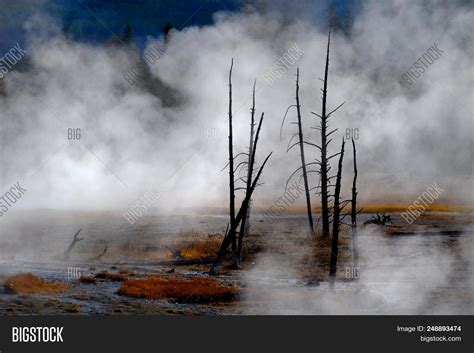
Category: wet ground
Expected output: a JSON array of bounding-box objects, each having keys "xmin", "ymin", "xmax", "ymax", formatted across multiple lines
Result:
[{"xmin": 0, "ymin": 210, "xmax": 472, "ymax": 315}]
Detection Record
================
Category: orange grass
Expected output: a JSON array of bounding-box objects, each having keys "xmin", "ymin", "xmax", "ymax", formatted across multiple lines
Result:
[
  {"xmin": 4, "ymin": 273, "xmax": 68, "ymax": 294},
  {"xmin": 117, "ymin": 275, "xmax": 238, "ymax": 303}
]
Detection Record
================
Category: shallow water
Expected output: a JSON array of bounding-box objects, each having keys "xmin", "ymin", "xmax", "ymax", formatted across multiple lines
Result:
[{"xmin": 0, "ymin": 210, "xmax": 472, "ymax": 315}]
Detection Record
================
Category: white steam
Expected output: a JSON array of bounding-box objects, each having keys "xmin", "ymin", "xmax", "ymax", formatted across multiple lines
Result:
[{"xmin": 0, "ymin": 0, "xmax": 472, "ymax": 213}]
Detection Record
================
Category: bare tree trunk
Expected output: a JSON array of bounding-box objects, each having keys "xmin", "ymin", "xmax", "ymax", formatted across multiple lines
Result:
[
  {"xmin": 312, "ymin": 31, "xmax": 344, "ymax": 238},
  {"xmin": 329, "ymin": 139, "xmax": 345, "ymax": 289},
  {"xmin": 236, "ymin": 113, "xmax": 264, "ymax": 262},
  {"xmin": 228, "ymin": 59, "xmax": 236, "ymax": 252},
  {"xmin": 212, "ymin": 113, "xmax": 271, "ymax": 274},
  {"xmin": 244, "ymin": 79, "xmax": 256, "ymax": 240},
  {"xmin": 296, "ymin": 68, "xmax": 315, "ymax": 236},
  {"xmin": 211, "ymin": 152, "xmax": 271, "ymax": 274},
  {"xmin": 64, "ymin": 229, "xmax": 83, "ymax": 260},
  {"xmin": 320, "ymin": 32, "xmax": 331, "ymax": 238},
  {"xmin": 235, "ymin": 83, "xmax": 258, "ymax": 266},
  {"xmin": 351, "ymin": 138, "xmax": 359, "ymax": 269}
]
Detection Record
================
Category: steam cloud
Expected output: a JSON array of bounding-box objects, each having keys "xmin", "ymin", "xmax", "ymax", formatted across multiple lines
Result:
[
  {"xmin": 0, "ymin": 0, "xmax": 472, "ymax": 214},
  {"xmin": 243, "ymin": 226, "xmax": 473, "ymax": 314}
]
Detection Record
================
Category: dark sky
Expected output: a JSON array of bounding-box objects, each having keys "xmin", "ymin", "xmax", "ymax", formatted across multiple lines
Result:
[{"xmin": 0, "ymin": 0, "xmax": 357, "ymax": 52}]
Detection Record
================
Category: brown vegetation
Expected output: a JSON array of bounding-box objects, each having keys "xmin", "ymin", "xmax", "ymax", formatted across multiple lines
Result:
[
  {"xmin": 117, "ymin": 237, "xmax": 224, "ymax": 262},
  {"xmin": 4, "ymin": 273, "xmax": 68, "ymax": 294},
  {"xmin": 180, "ymin": 239, "xmax": 222, "ymax": 259},
  {"xmin": 64, "ymin": 303, "xmax": 81, "ymax": 313},
  {"xmin": 117, "ymin": 275, "xmax": 238, "ymax": 303},
  {"xmin": 95, "ymin": 271, "xmax": 127, "ymax": 282},
  {"xmin": 78, "ymin": 275, "xmax": 97, "ymax": 284},
  {"xmin": 144, "ymin": 249, "xmax": 174, "ymax": 261},
  {"xmin": 119, "ymin": 268, "xmax": 135, "ymax": 275}
]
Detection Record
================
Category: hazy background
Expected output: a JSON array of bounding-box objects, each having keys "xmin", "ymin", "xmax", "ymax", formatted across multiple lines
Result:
[{"xmin": 0, "ymin": 0, "xmax": 472, "ymax": 213}]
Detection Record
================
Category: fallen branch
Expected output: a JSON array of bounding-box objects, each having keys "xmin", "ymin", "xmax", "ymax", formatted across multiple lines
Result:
[
  {"xmin": 88, "ymin": 246, "xmax": 108, "ymax": 262},
  {"xmin": 64, "ymin": 229, "xmax": 83, "ymax": 260}
]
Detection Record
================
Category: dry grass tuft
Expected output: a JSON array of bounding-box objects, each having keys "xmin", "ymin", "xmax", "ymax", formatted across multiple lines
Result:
[
  {"xmin": 117, "ymin": 242, "xmax": 173, "ymax": 262},
  {"xmin": 180, "ymin": 239, "xmax": 222, "ymax": 259},
  {"xmin": 78, "ymin": 275, "xmax": 97, "ymax": 285},
  {"xmin": 64, "ymin": 303, "xmax": 81, "ymax": 313},
  {"xmin": 144, "ymin": 249, "xmax": 174, "ymax": 261},
  {"xmin": 315, "ymin": 235, "xmax": 333, "ymax": 248},
  {"xmin": 117, "ymin": 275, "xmax": 238, "ymax": 303},
  {"xmin": 4, "ymin": 273, "xmax": 68, "ymax": 294},
  {"xmin": 118, "ymin": 268, "xmax": 135, "ymax": 275},
  {"xmin": 95, "ymin": 271, "xmax": 127, "ymax": 282}
]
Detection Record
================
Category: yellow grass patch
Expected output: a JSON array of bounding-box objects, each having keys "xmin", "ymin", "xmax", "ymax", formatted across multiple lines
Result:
[{"xmin": 180, "ymin": 239, "xmax": 221, "ymax": 259}]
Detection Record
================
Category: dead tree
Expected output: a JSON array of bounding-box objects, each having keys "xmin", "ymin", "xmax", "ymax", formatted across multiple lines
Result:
[
  {"xmin": 236, "ymin": 112, "xmax": 264, "ymax": 265},
  {"xmin": 235, "ymin": 82, "xmax": 258, "ymax": 265},
  {"xmin": 211, "ymin": 112, "xmax": 272, "ymax": 274},
  {"xmin": 351, "ymin": 138, "xmax": 359, "ymax": 268},
  {"xmin": 64, "ymin": 229, "xmax": 83, "ymax": 260},
  {"xmin": 243, "ymin": 79, "xmax": 257, "ymax": 240},
  {"xmin": 329, "ymin": 139, "xmax": 345, "ymax": 289},
  {"xmin": 311, "ymin": 32, "xmax": 344, "ymax": 238},
  {"xmin": 228, "ymin": 59, "xmax": 236, "ymax": 252},
  {"xmin": 318, "ymin": 32, "xmax": 332, "ymax": 239},
  {"xmin": 295, "ymin": 69, "xmax": 315, "ymax": 235},
  {"xmin": 280, "ymin": 69, "xmax": 315, "ymax": 236},
  {"xmin": 211, "ymin": 152, "xmax": 271, "ymax": 274}
]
